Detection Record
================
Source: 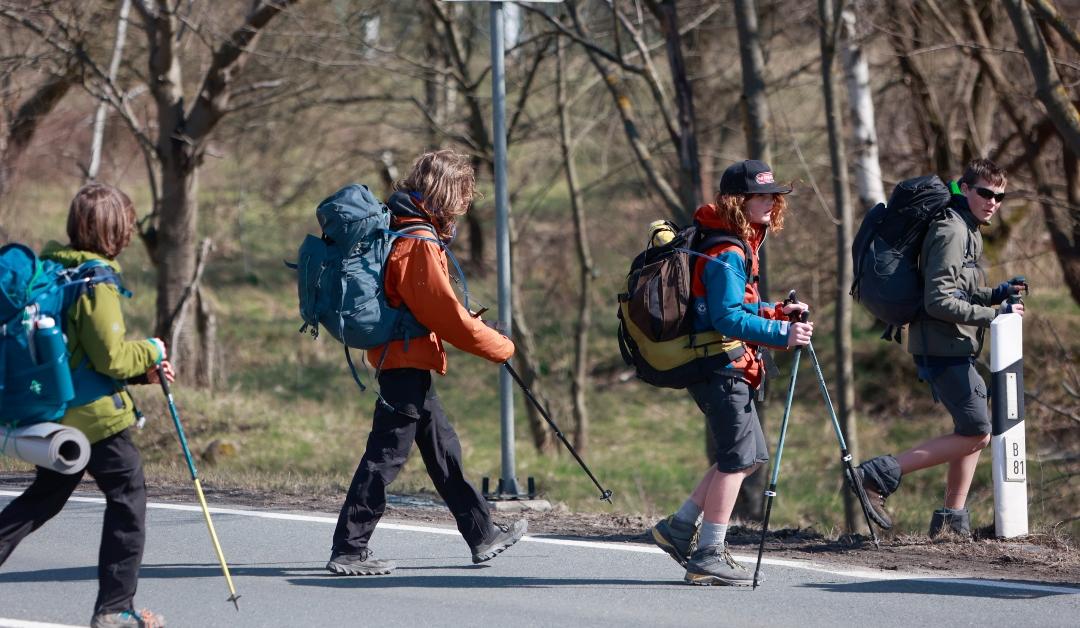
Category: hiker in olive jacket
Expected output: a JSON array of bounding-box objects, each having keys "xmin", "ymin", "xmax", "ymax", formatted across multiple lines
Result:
[
  {"xmin": 0, "ymin": 184, "xmax": 172, "ymax": 628},
  {"xmin": 855, "ymin": 159, "xmax": 1025, "ymax": 539}
]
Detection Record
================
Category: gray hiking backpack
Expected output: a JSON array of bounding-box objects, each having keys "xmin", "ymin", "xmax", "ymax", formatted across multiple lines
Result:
[{"xmin": 289, "ymin": 184, "xmax": 470, "ymax": 391}]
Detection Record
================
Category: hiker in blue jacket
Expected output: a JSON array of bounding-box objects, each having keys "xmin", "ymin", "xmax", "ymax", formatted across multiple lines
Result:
[
  {"xmin": 650, "ymin": 160, "xmax": 813, "ymax": 586},
  {"xmin": 854, "ymin": 158, "xmax": 1025, "ymax": 539}
]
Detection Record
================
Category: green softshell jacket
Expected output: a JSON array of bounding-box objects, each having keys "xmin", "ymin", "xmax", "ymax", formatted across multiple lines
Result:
[
  {"xmin": 41, "ymin": 242, "xmax": 162, "ymax": 444},
  {"xmin": 907, "ymin": 201, "xmax": 995, "ymax": 357}
]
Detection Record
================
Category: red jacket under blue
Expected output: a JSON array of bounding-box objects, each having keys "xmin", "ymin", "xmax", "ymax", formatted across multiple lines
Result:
[{"xmin": 689, "ymin": 203, "xmax": 791, "ymax": 388}]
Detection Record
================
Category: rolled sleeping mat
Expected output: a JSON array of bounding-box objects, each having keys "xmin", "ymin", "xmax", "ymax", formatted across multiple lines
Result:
[{"xmin": 0, "ymin": 422, "xmax": 91, "ymax": 475}]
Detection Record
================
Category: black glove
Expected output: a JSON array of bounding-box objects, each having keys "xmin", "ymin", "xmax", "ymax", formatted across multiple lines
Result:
[{"xmin": 991, "ymin": 276, "xmax": 1027, "ymax": 305}]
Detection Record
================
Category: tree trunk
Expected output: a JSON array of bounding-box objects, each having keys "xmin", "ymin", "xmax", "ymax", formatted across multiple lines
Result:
[
  {"xmin": 732, "ymin": 0, "xmax": 772, "ymax": 522},
  {"xmin": 1002, "ymin": 0, "xmax": 1080, "ymax": 157},
  {"xmin": 840, "ymin": 5, "xmax": 885, "ymax": 210},
  {"xmin": 87, "ymin": 0, "xmax": 132, "ymax": 182},
  {"xmin": 648, "ymin": 0, "xmax": 702, "ymax": 214},
  {"xmin": 155, "ymin": 158, "xmax": 200, "ymax": 372},
  {"xmin": 820, "ymin": 0, "xmax": 860, "ymax": 533},
  {"xmin": 557, "ymin": 35, "xmax": 592, "ymax": 453},
  {"xmin": 566, "ymin": 1, "xmax": 686, "ymax": 223},
  {"xmin": 0, "ymin": 71, "xmax": 76, "ymax": 229}
]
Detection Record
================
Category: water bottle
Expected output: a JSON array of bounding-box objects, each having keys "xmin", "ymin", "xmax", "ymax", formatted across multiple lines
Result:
[{"xmin": 35, "ymin": 316, "xmax": 75, "ymax": 404}]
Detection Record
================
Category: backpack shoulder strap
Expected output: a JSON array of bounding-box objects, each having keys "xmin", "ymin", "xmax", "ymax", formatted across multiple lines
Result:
[
  {"xmin": 694, "ymin": 230, "xmax": 754, "ymax": 286},
  {"xmin": 385, "ymin": 223, "xmax": 472, "ymax": 312},
  {"xmin": 62, "ymin": 261, "xmax": 130, "ymax": 313}
]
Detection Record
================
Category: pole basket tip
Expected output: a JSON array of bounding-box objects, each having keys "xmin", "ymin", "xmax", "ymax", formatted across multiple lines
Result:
[
  {"xmin": 600, "ymin": 489, "xmax": 613, "ymax": 503},
  {"xmin": 228, "ymin": 594, "xmax": 241, "ymax": 611}
]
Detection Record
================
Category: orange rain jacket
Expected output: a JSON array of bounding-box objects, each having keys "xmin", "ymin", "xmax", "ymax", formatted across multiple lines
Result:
[{"xmin": 366, "ymin": 192, "xmax": 514, "ymax": 374}]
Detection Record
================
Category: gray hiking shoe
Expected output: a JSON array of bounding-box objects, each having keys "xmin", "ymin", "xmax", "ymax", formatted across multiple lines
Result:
[
  {"xmin": 471, "ymin": 519, "xmax": 527, "ymax": 564},
  {"xmin": 651, "ymin": 515, "xmax": 697, "ymax": 567},
  {"xmin": 684, "ymin": 544, "xmax": 756, "ymax": 586},
  {"xmin": 928, "ymin": 508, "xmax": 972, "ymax": 540},
  {"xmin": 326, "ymin": 549, "xmax": 396, "ymax": 575},
  {"xmin": 851, "ymin": 467, "xmax": 893, "ymax": 530},
  {"xmin": 90, "ymin": 609, "xmax": 166, "ymax": 628}
]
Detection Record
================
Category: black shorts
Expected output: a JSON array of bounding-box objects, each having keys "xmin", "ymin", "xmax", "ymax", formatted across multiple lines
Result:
[
  {"xmin": 914, "ymin": 356, "xmax": 991, "ymax": 437},
  {"xmin": 687, "ymin": 374, "xmax": 768, "ymax": 472}
]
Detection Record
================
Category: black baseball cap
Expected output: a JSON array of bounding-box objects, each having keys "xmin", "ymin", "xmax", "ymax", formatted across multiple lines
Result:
[{"xmin": 718, "ymin": 160, "xmax": 792, "ymax": 195}]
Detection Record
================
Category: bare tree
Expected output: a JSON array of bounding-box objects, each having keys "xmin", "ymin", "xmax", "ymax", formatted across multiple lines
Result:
[
  {"xmin": 1003, "ymin": 0, "xmax": 1080, "ymax": 156},
  {"xmin": 556, "ymin": 34, "xmax": 593, "ymax": 453},
  {"xmin": 0, "ymin": 27, "xmax": 78, "ymax": 232},
  {"xmin": 840, "ymin": 3, "xmax": 885, "ymax": 209},
  {"xmin": 819, "ymin": 0, "xmax": 860, "ymax": 533},
  {"xmin": 86, "ymin": 0, "xmax": 131, "ymax": 182},
  {"xmin": 127, "ymin": 0, "xmax": 297, "ymax": 382},
  {"xmin": 732, "ymin": 0, "xmax": 772, "ymax": 522}
]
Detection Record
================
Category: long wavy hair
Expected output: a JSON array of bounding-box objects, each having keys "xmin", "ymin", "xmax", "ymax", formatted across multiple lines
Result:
[
  {"xmin": 66, "ymin": 183, "xmax": 136, "ymax": 259},
  {"xmin": 395, "ymin": 149, "xmax": 477, "ymax": 240},
  {"xmin": 710, "ymin": 192, "xmax": 788, "ymax": 241}
]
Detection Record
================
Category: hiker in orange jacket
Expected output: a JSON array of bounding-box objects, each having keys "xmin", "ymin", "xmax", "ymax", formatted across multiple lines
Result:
[{"xmin": 327, "ymin": 150, "xmax": 526, "ymax": 576}]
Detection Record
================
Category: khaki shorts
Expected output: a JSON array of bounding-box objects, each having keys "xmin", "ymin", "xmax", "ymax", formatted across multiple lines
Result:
[
  {"xmin": 914, "ymin": 356, "xmax": 991, "ymax": 437},
  {"xmin": 687, "ymin": 373, "xmax": 769, "ymax": 472}
]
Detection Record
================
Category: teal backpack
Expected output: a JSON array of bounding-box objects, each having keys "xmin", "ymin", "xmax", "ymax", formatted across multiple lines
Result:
[
  {"xmin": 0, "ymin": 243, "xmax": 128, "ymax": 427},
  {"xmin": 288, "ymin": 184, "xmax": 471, "ymax": 392}
]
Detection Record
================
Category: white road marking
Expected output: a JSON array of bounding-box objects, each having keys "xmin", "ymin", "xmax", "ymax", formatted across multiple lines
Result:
[
  {"xmin": 1, "ymin": 490, "xmax": 1077, "ymax": 595},
  {"xmin": 0, "ymin": 620, "xmax": 84, "ymax": 628}
]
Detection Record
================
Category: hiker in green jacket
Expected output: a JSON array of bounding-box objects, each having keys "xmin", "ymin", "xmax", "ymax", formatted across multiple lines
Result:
[
  {"xmin": 854, "ymin": 159, "xmax": 1025, "ymax": 539},
  {"xmin": 0, "ymin": 184, "xmax": 172, "ymax": 628}
]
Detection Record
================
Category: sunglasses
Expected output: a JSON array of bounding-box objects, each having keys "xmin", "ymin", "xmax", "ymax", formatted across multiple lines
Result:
[{"xmin": 973, "ymin": 187, "xmax": 1005, "ymax": 203}]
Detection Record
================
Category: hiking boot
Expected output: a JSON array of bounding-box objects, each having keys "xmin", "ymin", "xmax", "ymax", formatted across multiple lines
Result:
[
  {"xmin": 326, "ymin": 549, "xmax": 396, "ymax": 575},
  {"xmin": 928, "ymin": 508, "xmax": 972, "ymax": 540},
  {"xmin": 90, "ymin": 609, "xmax": 166, "ymax": 628},
  {"xmin": 651, "ymin": 515, "xmax": 698, "ymax": 567},
  {"xmin": 850, "ymin": 467, "xmax": 893, "ymax": 530},
  {"xmin": 684, "ymin": 545, "xmax": 756, "ymax": 587},
  {"xmin": 471, "ymin": 519, "xmax": 527, "ymax": 564}
]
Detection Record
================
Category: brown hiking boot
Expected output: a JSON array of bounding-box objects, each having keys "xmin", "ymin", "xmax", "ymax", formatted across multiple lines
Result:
[
  {"xmin": 851, "ymin": 467, "xmax": 893, "ymax": 530},
  {"xmin": 651, "ymin": 515, "xmax": 697, "ymax": 567}
]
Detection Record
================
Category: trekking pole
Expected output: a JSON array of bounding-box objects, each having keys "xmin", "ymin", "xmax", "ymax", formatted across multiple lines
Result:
[
  {"xmin": 783, "ymin": 289, "xmax": 880, "ymax": 549},
  {"xmin": 752, "ymin": 308, "xmax": 809, "ymax": 590},
  {"xmin": 804, "ymin": 341, "xmax": 880, "ymax": 548},
  {"xmin": 157, "ymin": 365, "xmax": 241, "ymax": 610},
  {"xmin": 502, "ymin": 361, "xmax": 613, "ymax": 503}
]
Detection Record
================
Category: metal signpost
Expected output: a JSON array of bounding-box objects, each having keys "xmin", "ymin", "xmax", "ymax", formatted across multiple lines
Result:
[{"xmin": 444, "ymin": 1, "xmax": 563, "ymax": 500}]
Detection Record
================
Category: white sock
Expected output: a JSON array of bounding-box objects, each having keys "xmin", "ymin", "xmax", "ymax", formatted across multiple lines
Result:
[
  {"xmin": 698, "ymin": 522, "xmax": 728, "ymax": 549},
  {"xmin": 674, "ymin": 499, "xmax": 702, "ymax": 525}
]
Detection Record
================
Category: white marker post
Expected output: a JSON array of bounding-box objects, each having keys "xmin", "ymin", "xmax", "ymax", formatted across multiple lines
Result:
[{"xmin": 990, "ymin": 311, "xmax": 1027, "ymax": 538}]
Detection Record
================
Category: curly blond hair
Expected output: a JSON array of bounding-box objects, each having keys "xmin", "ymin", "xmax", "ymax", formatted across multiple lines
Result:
[
  {"xmin": 395, "ymin": 149, "xmax": 476, "ymax": 240},
  {"xmin": 710, "ymin": 193, "xmax": 788, "ymax": 240}
]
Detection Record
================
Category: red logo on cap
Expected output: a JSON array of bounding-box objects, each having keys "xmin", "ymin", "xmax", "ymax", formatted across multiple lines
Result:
[{"xmin": 756, "ymin": 172, "xmax": 775, "ymax": 184}]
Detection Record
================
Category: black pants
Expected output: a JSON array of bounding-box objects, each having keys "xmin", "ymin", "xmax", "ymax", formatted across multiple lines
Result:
[
  {"xmin": 0, "ymin": 429, "xmax": 147, "ymax": 615},
  {"xmin": 332, "ymin": 369, "xmax": 492, "ymax": 553}
]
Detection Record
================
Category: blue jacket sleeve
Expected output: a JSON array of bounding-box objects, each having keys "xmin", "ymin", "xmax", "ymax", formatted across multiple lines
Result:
[{"xmin": 702, "ymin": 250, "xmax": 790, "ymax": 347}]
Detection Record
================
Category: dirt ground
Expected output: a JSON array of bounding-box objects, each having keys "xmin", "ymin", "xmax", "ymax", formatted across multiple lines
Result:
[{"xmin": 2, "ymin": 474, "xmax": 1076, "ymax": 586}]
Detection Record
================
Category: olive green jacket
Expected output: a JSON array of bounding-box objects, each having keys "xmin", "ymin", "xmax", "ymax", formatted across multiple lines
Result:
[
  {"xmin": 907, "ymin": 200, "xmax": 996, "ymax": 357},
  {"xmin": 42, "ymin": 242, "xmax": 162, "ymax": 444}
]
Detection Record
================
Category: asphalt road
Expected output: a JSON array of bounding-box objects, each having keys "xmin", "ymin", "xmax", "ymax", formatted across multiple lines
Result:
[{"xmin": 0, "ymin": 491, "xmax": 1077, "ymax": 628}]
